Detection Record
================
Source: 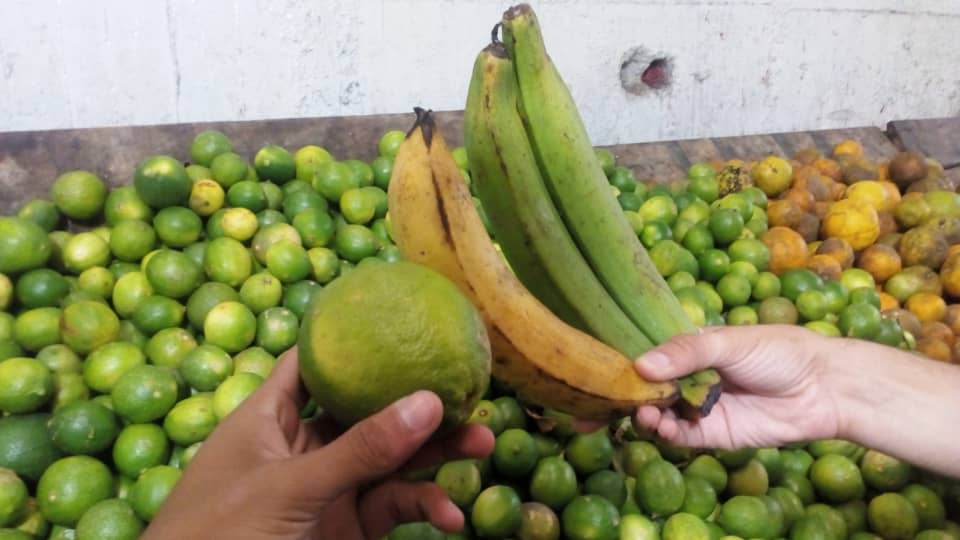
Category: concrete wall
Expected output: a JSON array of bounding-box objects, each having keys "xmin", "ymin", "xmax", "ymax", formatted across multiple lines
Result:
[{"xmin": 1, "ymin": 0, "xmax": 958, "ymax": 146}]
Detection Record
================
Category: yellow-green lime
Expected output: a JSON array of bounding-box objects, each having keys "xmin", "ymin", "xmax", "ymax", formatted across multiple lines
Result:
[
  {"xmin": 153, "ymin": 207, "xmax": 202, "ymax": 248},
  {"xmin": 18, "ymin": 198, "xmax": 61, "ymax": 232},
  {"xmin": 112, "ymin": 424, "xmax": 170, "ymax": 478},
  {"xmin": 623, "ymin": 441, "xmax": 663, "ymax": 478},
  {"xmin": 37, "ymin": 455, "xmax": 113, "ymax": 527},
  {"xmin": 835, "ymin": 499, "xmax": 868, "ymax": 536},
  {"xmin": 492, "ymin": 429, "xmax": 538, "ymax": 480},
  {"xmin": 77, "ymin": 266, "xmax": 114, "ymax": 298},
  {"xmin": 203, "ymin": 301, "xmax": 256, "ymax": 354},
  {"xmin": 560, "ymin": 494, "xmax": 619, "ymax": 540},
  {"xmin": 636, "ymin": 459, "xmax": 686, "ymax": 516},
  {"xmin": 859, "ymin": 449, "xmax": 911, "ymax": 492},
  {"xmin": 132, "ymin": 295, "xmax": 185, "ymax": 336},
  {"xmin": 185, "ymin": 282, "xmax": 239, "ymax": 329},
  {"xmin": 768, "ymin": 486, "xmax": 805, "ymax": 532},
  {"xmin": 50, "ymin": 371, "xmax": 90, "ymax": 412},
  {"xmin": 36, "ymin": 344, "xmax": 81, "ymax": 375},
  {"xmin": 111, "ymin": 365, "xmax": 179, "ymax": 424},
  {"xmin": 717, "ymin": 495, "xmax": 771, "ymax": 539},
  {"xmin": 144, "ymin": 327, "xmax": 197, "ymax": 368},
  {"xmin": 529, "ymin": 456, "xmax": 578, "ymax": 511},
  {"xmin": 13, "ymin": 307, "xmax": 61, "ymax": 352},
  {"xmin": 251, "ymin": 223, "xmax": 302, "ymax": 265},
  {"xmin": 180, "ymin": 344, "xmax": 233, "ymax": 392},
  {"xmin": 189, "ymin": 130, "xmax": 233, "ymax": 167},
  {"xmin": 0, "ymin": 468, "xmax": 28, "ymax": 527},
  {"xmin": 60, "ymin": 300, "xmax": 120, "ymax": 355},
  {"xmin": 163, "ymin": 393, "xmax": 217, "ymax": 446},
  {"xmin": 565, "ymin": 429, "xmax": 614, "ymax": 476},
  {"xmin": 434, "ymin": 459, "xmax": 482, "ymax": 508},
  {"xmin": 144, "ymin": 249, "xmax": 202, "ymax": 299},
  {"xmin": 265, "ymin": 241, "xmax": 311, "ymax": 284},
  {"xmin": 112, "ymin": 271, "xmax": 153, "ymax": 319},
  {"xmin": 727, "ymin": 459, "xmax": 769, "ymax": 496},
  {"xmin": 306, "ymin": 247, "xmax": 339, "ymax": 284},
  {"xmin": 0, "ymin": 218, "xmax": 52, "ymax": 275},
  {"xmin": 203, "ymin": 237, "xmax": 252, "ymax": 287},
  {"xmin": 50, "ymin": 171, "xmax": 107, "ymax": 221},
  {"xmin": 209, "ymin": 152, "xmax": 248, "ymax": 189},
  {"xmin": 810, "ymin": 454, "xmax": 865, "ymax": 503},
  {"xmin": 684, "ymin": 454, "xmax": 728, "ymax": 493},
  {"xmin": 467, "ymin": 400, "xmax": 505, "ymax": 436},
  {"xmin": 780, "ymin": 471, "xmax": 816, "ymax": 505},
  {"xmin": 868, "ymin": 492, "xmax": 918, "ymax": 540},
  {"xmin": 680, "ymin": 475, "xmax": 718, "ymax": 519},
  {"xmin": 472, "ymin": 485, "xmax": 522, "ymax": 539},
  {"xmin": 238, "ymin": 272, "xmax": 282, "ymax": 315},
  {"xmin": 232, "ymin": 347, "xmax": 275, "ymax": 379},
  {"xmin": 129, "ymin": 465, "xmax": 181, "ymax": 521},
  {"xmin": 47, "ymin": 400, "xmax": 119, "ymax": 455},
  {"xmin": 104, "ymin": 186, "xmax": 153, "ymax": 226},
  {"xmin": 662, "ymin": 512, "xmax": 711, "ymax": 540},
  {"xmin": 902, "ymin": 483, "xmax": 946, "ymax": 530},
  {"xmin": 75, "ymin": 498, "xmax": 143, "ymax": 540},
  {"xmin": 212, "ymin": 373, "xmax": 263, "ymax": 420},
  {"xmin": 804, "ymin": 503, "xmax": 848, "ymax": 540},
  {"xmin": 516, "ymin": 501, "xmax": 560, "ymax": 540},
  {"xmin": 62, "ymin": 232, "xmax": 110, "ymax": 275},
  {"xmin": 257, "ymin": 208, "xmax": 286, "ymax": 228},
  {"xmin": 0, "ymin": 357, "xmax": 54, "ymax": 414},
  {"xmin": 134, "ymin": 156, "xmax": 191, "ymax": 209},
  {"xmin": 254, "ymin": 307, "xmax": 298, "ymax": 355},
  {"xmin": 294, "ymin": 145, "xmax": 333, "ymax": 183},
  {"xmin": 583, "ymin": 470, "xmax": 627, "ymax": 508}
]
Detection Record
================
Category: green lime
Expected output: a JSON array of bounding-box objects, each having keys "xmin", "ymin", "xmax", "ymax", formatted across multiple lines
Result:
[
  {"xmin": 283, "ymin": 189, "xmax": 329, "ymax": 221},
  {"xmin": 233, "ymin": 347, "xmax": 275, "ymax": 379},
  {"xmin": 37, "ymin": 455, "xmax": 113, "ymax": 527},
  {"xmin": 0, "ymin": 468, "xmax": 27, "ymax": 527},
  {"xmin": 75, "ymin": 498, "xmax": 144, "ymax": 540},
  {"xmin": 709, "ymin": 208, "xmax": 745, "ymax": 245},
  {"xmin": 781, "ymin": 450, "xmax": 813, "ymax": 478},
  {"xmin": 434, "ymin": 460, "xmax": 482, "ymax": 508},
  {"xmin": 212, "ymin": 373, "xmax": 263, "ymax": 420},
  {"xmin": 186, "ymin": 164, "xmax": 212, "ymax": 181},
  {"xmin": 294, "ymin": 145, "xmax": 333, "ymax": 184},
  {"xmin": 379, "ymin": 130, "xmax": 405, "ymax": 158},
  {"xmin": 717, "ymin": 495, "xmax": 770, "ymax": 539},
  {"xmin": 61, "ymin": 300, "xmax": 120, "ymax": 355},
  {"xmin": 729, "ymin": 261, "xmax": 760, "ymax": 286},
  {"xmin": 902, "ymin": 484, "xmax": 946, "ymax": 530},
  {"xmin": 13, "ymin": 307, "xmax": 61, "ymax": 352},
  {"xmin": 12, "ymin": 497, "xmax": 47, "ymax": 537},
  {"xmin": 130, "ymin": 465, "xmax": 181, "ymax": 521},
  {"xmin": 334, "ymin": 224, "xmax": 378, "ymax": 263},
  {"xmin": 698, "ymin": 249, "xmax": 730, "ymax": 283},
  {"xmin": 202, "ymin": 237, "xmax": 252, "ymax": 287},
  {"xmin": 190, "ymin": 130, "xmax": 233, "ymax": 167},
  {"xmin": 636, "ymin": 459, "xmax": 686, "ymax": 516},
  {"xmin": 152, "ymin": 207, "xmax": 201, "ymax": 249},
  {"xmin": 789, "ymin": 516, "xmax": 833, "ymax": 540},
  {"xmin": 682, "ymin": 224, "xmax": 715, "ymax": 256},
  {"xmin": 163, "ymin": 393, "xmax": 217, "ymax": 446},
  {"xmin": 36, "ymin": 344, "xmax": 81, "ymax": 375},
  {"xmin": 821, "ymin": 281, "xmax": 850, "ymax": 314},
  {"xmin": 662, "ymin": 512, "xmax": 711, "ymax": 540},
  {"xmin": 780, "ymin": 268, "xmax": 825, "ymax": 302},
  {"xmin": 835, "ymin": 499, "xmax": 867, "ymax": 536},
  {"xmin": 717, "ymin": 273, "xmax": 752, "ymax": 308},
  {"xmin": 251, "ymin": 223, "xmax": 302, "ymax": 265},
  {"xmin": 292, "ymin": 208, "xmax": 335, "ymax": 249},
  {"xmin": 679, "ymin": 474, "xmax": 718, "ymax": 519},
  {"xmin": 684, "ymin": 454, "xmax": 728, "ymax": 493},
  {"xmin": 729, "ymin": 238, "xmax": 770, "ymax": 271},
  {"xmin": 0, "ymin": 357, "xmax": 53, "ymax": 415},
  {"xmin": 796, "ymin": 289, "xmax": 829, "ymax": 321},
  {"xmin": 808, "ymin": 454, "xmax": 865, "ymax": 503},
  {"xmin": 639, "ymin": 195, "xmax": 679, "ymax": 226},
  {"xmin": 145, "ymin": 328, "xmax": 197, "ymax": 368},
  {"xmin": 838, "ymin": 303, "xmax": 882, "ymax": 339},
  {"xmin": 111, "ymin": 365, "xmax": 179, "ymax": 423},
  {"xmin": 15, "ymin": 269, "xmax": 69, "ymax": 309},
  {"xmin": 132, "ymin": 295, "xmax": 185, "ymax": 336},
  {"xmin": 253, "ymin": 145, "xmax": 295, "ymax": 183},
  {"xmin": 363, "ymin": 186, "xmax": 389, "ymax": 219},
  {"xmin": 668, "ymin": 271, "xmax": 698, "ymax": 292},
  {"xmin": 859, "ymin": 449, "xmax": 911, "ymax": 492},
  {"xmin": 726, "ymin": 305, "xmax": 758, "ymax": 325},
  {"xmin": 261, "ymin": 182, "xmax": 284, "ymax": 211},
  {"xmin": 62, "ymin": 232, "xmax": 111, "ymax": 274},
  {"xmin": 217, "ymin": 207, "xmax": 257, "ymax": 243},
  {"xmin": 467, "ymin": 400, "xmax": 504, "ymax": 436},
  {"xmin": 344, "ymin": 159, "xmax": 374, "ymax": 188},
  {"xmin": 313, "ymin": 161, "xmax": 360, "ymax": 202},
  {"xmin": 0, "ymin": 218, "xmax": 52, "ymax": 275},
  {"xmin": 117, "ymin": 321, "xmax": 147, "ymax": 351},
  {"xmin": 493, "ymin": 396, "xmax": 526, "ymax": 431},
  {"xmin": 77, "ymin": 266, "xmax": 114, "ymax": 299},
  {"xmin": 46, "ymin": 230, "xmax": 72, "ymax": 274},
  {"xmin": 185, "ymin": 282, "xmax": 239, "ymax": 329},
  {"xmin": 492, "ymin": 429, "xmax": 538, "ymax": 479},
  {"xmin": 768, "ymin": 486, "xmax": 805, "ymax": 532},
  {"xmin": 144, "ymin": 249, "xmax": 202, "ymax": 299},
  {"xmin": 256, "ymin": 209, "xmax": 286, "ymax": 229},
  {"xmin": 306, "ymin": 247, "xmax": 339, "ymax": 284},
  {"xmin": 727, "ymin": 459, "xmax": 769, "ymax": 496},
  {"xmin": 104, "ymin": 187, "xmax": 153, "ymax": 226},
  {"xmin": 868, "ymin": 492, "xmax": 918, "ymax": 540},
  {"xmin": 226, "ymin": 181, "xmax": 267, "ymax": 213},
  {"xmin": 565, "ymin": 429, "xmax": 613, "ymax": 476},
  {"xmin": 134, "ymin": 156, "xmax": 191, "ymax": 209},
  {"xmin": 584, "ymin": 470, "xmax": 627, "ymax": 508},
  {"xmin": 51, "ymin": 371, "xmax": 91, "ymax": 412},
  {"xmin": 688, "ymin": 174, "xmax": 719, "ymax": 203},
  {"xmin": 619, "ymin": 191, "xmax": 644, "ymax": 212},
  {"xmin": 203, "ymin": 301, "xmax": 256, "ymax": 354},
  {"xmin": 109, "ymin": 261, "xmax": 141, "ymax": 280},
  {"xmin": 265, "ymin": 241, "xmax": 311, "ymax": 283},
  {"xmin": 282, "ymin": 280, "xmax": 321, "ymax": 320},
  {"xmin": 848, "ymin": 286, "xmax": 880, "ymax": 309},
  {"xmin": 609, "ymin": 167, "xmax": 636, "ymax": 193},
  {"xmin": 18, "ymin": 198, "xmax": 61, "ymax": 232},
  {"xmin": 235, "ymin": 272, "xmax": 280, "ymax": 315},
  {"xmin": 624, "ymin": 210, "xmax": 644, "ymax": 235},
  {"xmin": 780, "ymin": 471, "xmax": 816, "ymax": 505},
  {"xmin": 339, "ymin": 188, "xmax": 377, "ymax": 225},
  {"xmin": 561, "ymin": 495, "xmax": 619, "ymax": 540},
  {"xmin": 209, "ymin": 152, "xmax": 248, "ymax": 189},
  {"xmin": 112, "ymin": 424, "xmax": 170, "ymax": 478},
  {"xmin": 757, "ymin": 296, "xmax": 799, "ymax": 325},
  {"xmin": 180, "ymin": 344, "xmax": 233, "ymax": 392},
  {"xmin": 472, "ymin": 485, "xmax": 522, "ymax": 539},
  {"xmin": 805, "ymin": 503, "xmax": 848, "ymax": 540},
  {"xmin": 872, "ymin": 317, "xmax": 904, "ymax": 347},
  {"xmin": 0, "ymin": 413, "xmax": 63, "ymax": 484},
  {"xmin": 188, "ymin": 179, "xmax": 225, "ymax": 218},
  {"xmin": 371, "ymin": 155, "xmax": 394, "ymax": 190},
  {"xmin": 48, "ymin": 400, "xmax": 119, "ymax": 455},
  {"xmin": 255, "ymin": 307, "xmax": 298, "ymax": 355},
  {"xmin": 50, "ymin": 171, "xmax": 107, "ymax": 221}
]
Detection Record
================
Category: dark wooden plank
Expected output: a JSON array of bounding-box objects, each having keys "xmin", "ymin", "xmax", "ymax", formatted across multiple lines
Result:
[
  {"xmin": 771, "ymin": 132, "xmax": 820, "ymax": 158},
  {"xmin": 676, "ymin": 139, "xmax": 724, "ymax": 164},
  {"xmin": 710, "ymin": 134, "xmax": 785, "ymax": 163},
  {"xmin": 605, "ymin": 141, "xmax": 688, "ymax": 182},
  {"xmin": 809, "ymin": 127, "xmax": 898, "ymax": 162},
  {"xmin": 0, "ymin": 110, "xmax": 464, "ymax": 215},
  {"xmin": 887, "ymin": 117, "xmax": 960, "ymax": 168}
]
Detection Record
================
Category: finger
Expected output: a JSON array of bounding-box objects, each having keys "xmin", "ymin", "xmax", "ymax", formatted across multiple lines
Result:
[
  {"xmin": 257, "ymin": 346, "xmax": 310, "ymax": 410},
  {"xmin": 286, "ymin": 390, "xmax": 444, "ymax": 505},
  {"xmin": 634, "ymin": 405, "xmax": 662, "ymax": 432},
  {"xmin": 634, "ymin": 326, "xmax": 760, "ymax": 381},
  {"xmin": 401, "ymin": 424, "xmax": 494, "ymax": 473},
  {"xmin": 358, "ymin": 480, "xmax": 464, "ymax": 538}
]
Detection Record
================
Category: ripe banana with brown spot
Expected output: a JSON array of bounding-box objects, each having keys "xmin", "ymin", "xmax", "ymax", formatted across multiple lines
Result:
[{"xmin": 387, "ymin": 108, "xmax": 679, "ymax": 420}]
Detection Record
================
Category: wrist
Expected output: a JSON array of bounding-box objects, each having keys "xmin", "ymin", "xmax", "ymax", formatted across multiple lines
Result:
[{"xmin": 812, "ymin": 337, "xmax": 890, "ymax": 442}]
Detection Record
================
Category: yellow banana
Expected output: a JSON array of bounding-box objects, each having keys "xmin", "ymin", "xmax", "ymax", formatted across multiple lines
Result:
[{"xmin": 387, "ymin": 108, "xmax": 678, "ymax": 420}]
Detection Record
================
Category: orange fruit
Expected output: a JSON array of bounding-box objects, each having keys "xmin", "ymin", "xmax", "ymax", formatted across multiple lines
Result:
[
  {"xmin": 806, "ymin": 254, "xmax": 843, "ymax": 281},
  {"xmin": 794, "ymin": 148, "xmax": 822, "ymax": 165},
  {"xmin": 846, "ymin": 181, "xmax": 893, "ymax": 211},
  {"xmin": 940, "ymin": 252, "xmax": 960, "ymax": 298},
  {"xmin": 751, "ymin": 156, "xmax": 793, "ymax": 197},
  {"xmin": 782, "ymin": 188, "xmax": 815, "ymax": 212},
  {"xmin": 762, "ymin": 226, "xmax": 809, "ymax": 275},
  {"xmin": 793, "ymin": 169, "xmax": 831, "ymax": 202},
  {"xmin": 917, "ymin": 338, "xmax": 951, "ymax": 362},
  {"xmin": 876, "ymin": 211, "xmax": 898, "ymax": 236},
  {"xmin": 879, "ymin": 292, "xmax": 899, "ymax": 311},
  {"xmin": 857, "ymin": 244, "xmax": 902, "ymax": 283},
  {"xmin": 879, "ymin": 181, "xmax": 901, "ymax": 207},
  {"xmin": 833, "ymin": 140, "xmax": 863, "ymax": 160},
  {"xmin": 947, "ymin": 245, "xmax": 960, "ymax": 259},
  {"xmin": 821, "ymin": 199, "xmax": 880, "ymax": 250},
  {"xmin": 814, "ymin": 158, "xmax": 843, "ymax": 181},
  {"xmin": 812, "ymin": 201, "xmax": 832, "ymax": 219},
  {"xmin": 919, "ymin": 321, "xmax": 954, "ymax": 347},
  {"xmin": 943, "ymin": 304, "xmax": 960, "ymax": 334},
  {"xmin": 906, "ymin": 292, "xmax": 947, "ymax": 323},
  {"xmin": 829, "ymin": 180, "xmax": 847, "ymax": 201},
  {"xmin": 767, "ymin": 199, "xmax": 803, "ymax": 228},
  {"xmin": 816, "ymin": 237, "xmax": 855, "ymax": 269}
]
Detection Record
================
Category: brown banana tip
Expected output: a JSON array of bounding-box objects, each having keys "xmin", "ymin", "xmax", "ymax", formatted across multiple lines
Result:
[
  {"xmin": 503, "ymin": 3, "xmax": 531, "ymax": 20},
  {"xmin": 483, "ymin": 41, "xmax": 508, "ymax": 59},
  {"xmin": 407, "ymin": 107, "xmax": 435, "ymax": 145}
]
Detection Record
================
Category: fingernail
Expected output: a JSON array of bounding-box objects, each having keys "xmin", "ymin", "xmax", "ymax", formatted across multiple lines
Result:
[
  {"xmin": 395, "ymin": 391, "xmax": 436, "ymax": 431},
  {"xmin": 637, "ymin": 352, "xmax": 670, "ymax": 373}
]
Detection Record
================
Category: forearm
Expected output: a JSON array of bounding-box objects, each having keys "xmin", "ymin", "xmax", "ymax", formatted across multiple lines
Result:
[{"xmin": 819, "ymin": 338, "xmax": 960, "ymax": 478}]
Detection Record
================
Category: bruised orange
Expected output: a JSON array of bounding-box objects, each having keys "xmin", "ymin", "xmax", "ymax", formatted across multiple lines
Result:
[
  {"xmin": 833, "ymin": 140, "xmax": 864, "ymax": 160},
  {"xmin": 816, "ymin": 237, "xmax": 855, "ymax": 269},
  {"xmin": 857, "ymin": 244, "xmax": 902, "ymax": 283},
  {"xmin": 917, "ymin": 337, "xmax": 951, "ymax": 362},
  {"xmin": 806, "ymin": 254, "xmax": 843, "ymax": 281},
  {"xmin": 762, "ymin": 226, "xmax": 809, "ymax": 275},
  {"xmin": 879, "ymin": 292, "xmax": 900, "ymax": 311},
  {"xmin": 814, "ymin": 158, "xmax": 843, "ymax": 181}
]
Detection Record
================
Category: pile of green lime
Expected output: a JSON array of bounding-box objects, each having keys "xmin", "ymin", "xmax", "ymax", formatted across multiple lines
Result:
[{"xmin": 1, "ymin": 131, "xmax": 957, "ymax": 540}]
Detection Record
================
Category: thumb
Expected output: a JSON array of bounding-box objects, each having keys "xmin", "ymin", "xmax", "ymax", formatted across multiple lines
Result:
[
  {"xmin": 286, "ymin": 390, "xmax": 443, "ymax": 505},
  {"xmin": 635, "ymin": 327, "xmax": 737, "ymax": 381}
]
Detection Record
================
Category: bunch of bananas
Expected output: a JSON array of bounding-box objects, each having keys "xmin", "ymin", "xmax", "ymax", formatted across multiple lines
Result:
[{"xmin": 387, "ymin": 4, "xmax": 719, "ymax": 421}]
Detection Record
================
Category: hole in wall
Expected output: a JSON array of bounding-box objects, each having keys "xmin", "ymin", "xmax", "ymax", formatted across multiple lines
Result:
[{"xmin": 620, "ymin": 47, "xmax": 673, "ymax": 96}]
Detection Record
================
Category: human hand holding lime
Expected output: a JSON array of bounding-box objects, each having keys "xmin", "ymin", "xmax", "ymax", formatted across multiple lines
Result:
[
  {"xmin": 141, "ymin": 349, "xmax": 495, "ymax": 540},
  {"xmin": 632, "ymin": 325, "xmax": 960, "ymax": 479}
]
